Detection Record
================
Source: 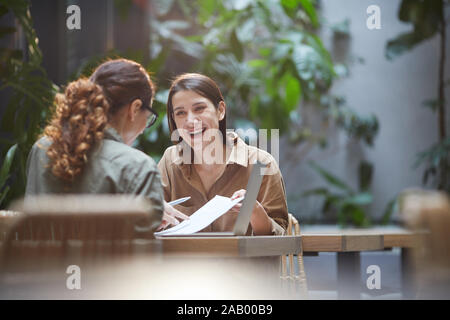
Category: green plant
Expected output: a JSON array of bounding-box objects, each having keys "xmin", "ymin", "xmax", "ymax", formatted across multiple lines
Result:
[
  {"xmin": 0, "ymin": 0, "xmax": 58, "ymax": 208},
  {"xmin": 0, "ymin": 144, "xmax": 17, "ymax": 207},
  {"xmin": 387, "ymin": 0, "xmax": 449, "ymax": 192},
  {"xmin": 414, "ymin": 137, "xmax": 450, "ymax": 191},
  {"xmin": 0, "ymin": 0, "xmax": 380, "ymax": 213},
  {"xmin": 148, "ymin": 0, "xmax": 379, "ymax": 145},
  {"xmin": 301, "ymin": 161, "xmax": 374, "ymax": 227},
  {"xmin": 71, "ymin": 0, "xmax": 380, "ymax": 223},
  {"xmin": 65, "ymin": 0, "xmax": 379, "ymax": 195}
]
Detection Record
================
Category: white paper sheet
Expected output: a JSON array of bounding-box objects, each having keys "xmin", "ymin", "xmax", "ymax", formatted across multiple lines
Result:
[{"xmin": 154, "ymin": 195, "xmax": 244, "ymax": 236}]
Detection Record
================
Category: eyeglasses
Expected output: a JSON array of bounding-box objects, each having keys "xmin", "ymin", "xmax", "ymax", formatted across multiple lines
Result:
[{"xmin": 143, "ymin": 105, "xmax": 158, "ymax": 128}]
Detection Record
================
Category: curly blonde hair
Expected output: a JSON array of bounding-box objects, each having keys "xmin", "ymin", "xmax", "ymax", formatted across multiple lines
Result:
[{"xmin": 43, "ymin": 58, "xmax": 155, "ymax": 181}]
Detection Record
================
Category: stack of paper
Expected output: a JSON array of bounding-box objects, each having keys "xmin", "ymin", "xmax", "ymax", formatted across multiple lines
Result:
[{"xmin": 155, "ymin": 195, "xmax": 244, "ymax": 236}]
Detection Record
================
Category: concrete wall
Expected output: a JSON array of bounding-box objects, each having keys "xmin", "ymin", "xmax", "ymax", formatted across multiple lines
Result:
[{"xmin": 281, "ymin": 0, "xmax": 450, "ymax": 223}]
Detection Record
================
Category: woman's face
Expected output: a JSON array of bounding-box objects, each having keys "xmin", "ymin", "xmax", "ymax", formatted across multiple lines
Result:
[
  {"xmin": 171, "ymin": 90, "xmax": 225, "ymax": 149},
  {"xmin": 122, "ymin": 100, "xmax": 152, "ymax": 146}
]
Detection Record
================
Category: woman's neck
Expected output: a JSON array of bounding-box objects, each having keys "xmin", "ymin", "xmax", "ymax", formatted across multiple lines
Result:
[{"xmin": 193, "ymin": 140, "xmax": 230, "ymax": 170}]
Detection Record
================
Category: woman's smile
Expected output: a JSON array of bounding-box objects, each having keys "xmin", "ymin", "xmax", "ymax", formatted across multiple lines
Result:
[{"xmin": 172, "ymin": 90, "xmax": 224, "ymax": 149}]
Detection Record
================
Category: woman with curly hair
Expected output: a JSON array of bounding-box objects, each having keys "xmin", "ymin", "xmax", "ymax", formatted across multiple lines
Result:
[{"xmin": 25, "ymin": 58, "xmax": 187, "ymax": 231}]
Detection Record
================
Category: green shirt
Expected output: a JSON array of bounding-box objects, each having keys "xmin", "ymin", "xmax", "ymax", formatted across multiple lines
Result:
[{"xmin": 25, "ymin": 127, "xmax": 163, "ymax": 231}]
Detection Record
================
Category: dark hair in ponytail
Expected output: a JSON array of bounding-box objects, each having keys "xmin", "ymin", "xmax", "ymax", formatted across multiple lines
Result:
[{"xmin": 44, "ymin": 58, "xmax": 155, "ymax": 181}]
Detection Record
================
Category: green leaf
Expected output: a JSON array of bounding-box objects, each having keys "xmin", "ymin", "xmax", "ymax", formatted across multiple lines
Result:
[
  {"xmin": 381, "ymin": 197, "xmax": 397, "ymax": 225},
  {"xmin": 358, "ymin": 161, "xmax": 373, "ymax": 191},
  {"xmin": 298, "ymin": 0, "xmax": 318, "ymax": 27},
  {"xmin": 163, "ymin": 20, "xmax": 190, "ymax": 30},
  {"xmin": 154, "ymin": 89, "xmax": 169, "ymax": 105},
  {"xmin": 422, "ymin": 98, "xmax": 439, "ymax": 112},
  {"xmin": 344, "ymin": 192, "xmax": 373, "ymax": 206},
  {"xmin": 341, "ymin": 204, "xmax": 368, "ymax": 227},
  {"xmin": 0, "ymin": 144, "xmax": 18, "ymax": 190},
  {"xmin": 0, "ymin": 185, "xmax": 10, "ymax": 207},
  {"xmin": 259, "ymin": 47, "xmax": 271, "ymax": 57},
  {"xmin": 197, "ymin": 0, "xmax": 216, "ymax": 23},
  {"xmin": 350, "ymin": 206, "xmax": 366, "ymax": 227},
  {"xmin": 387, "ymin": 0, "xmax": 442, "ymax": 60},
  {"xmin": 301, "ymin": 187, "xmax": 329, "ymax": 197},
  {"xmin": 308, "ymin": 161, "xmax": 353, "ymax": 192},
  {"xmin": 281, "ymin": 72, "xmax": 301, "ymax": 111},
  {"xmin": 322, "ymin": 195, "xmax": 340, "ymax": 213},
  {"xmin": 398, "ymin": 0, "xmax": 421, "ymax": 23},
  {"xmin": 386, "ymin": 32, "xmax": 425, "ymax": 60},
  {"xmin": 229, "ymin": 29, "xmax": 244, "ymax": 61},
  {"xmin": 330, "ymin": 19, "xmax": 350, "ymax": 37},
  {"xmin": 114, "ymin": 0, "xmax": 133, "ymax": 20},
  {"xmin": 281, "ymin": 0, "xmax": 298, "ymax": 10},
  {"xmin": 333, "ymin": 64, "xmax": 349, "ymax": 78},
  {"xmin": 247, "ymin": 59, "xmax": 268, "ymax": 68},
  {"xmin": 153, "ymin": 0, "xmax": 175, "ymax": 17}
]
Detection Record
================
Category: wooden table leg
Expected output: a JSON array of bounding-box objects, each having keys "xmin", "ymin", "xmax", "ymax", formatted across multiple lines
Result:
[
  {"xmin": 337, "ymin": 252, "xmax": 361, "ymax": 299},
  {"xmin": 401, "ymin": 248, "xmax": 417, "ymax": 299}
]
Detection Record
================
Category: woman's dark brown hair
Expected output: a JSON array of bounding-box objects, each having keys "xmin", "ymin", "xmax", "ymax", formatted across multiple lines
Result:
[
  {"xmin": 167, "ymin": 73, "xmax": 227, "ymax": 145},
  {"xmin": 44, "ymin": 58, "xmax": 155, "ymax": 181}
]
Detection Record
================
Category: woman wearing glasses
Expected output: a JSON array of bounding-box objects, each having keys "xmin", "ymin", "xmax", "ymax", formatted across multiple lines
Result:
[{"xmin": 25, "ymin": 58, "xmax": 187, "ymax": 232}]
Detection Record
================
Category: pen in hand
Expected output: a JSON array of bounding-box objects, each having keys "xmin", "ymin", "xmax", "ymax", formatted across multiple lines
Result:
[{"xmin": 168, "ymin": 196, "xmax": 191, "ymax": 206}]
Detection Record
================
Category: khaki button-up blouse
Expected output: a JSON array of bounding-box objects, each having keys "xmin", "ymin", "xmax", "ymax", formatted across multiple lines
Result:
[{"xmin": 157, "ymin": 133, "xmax": 288, "ymax": 235}]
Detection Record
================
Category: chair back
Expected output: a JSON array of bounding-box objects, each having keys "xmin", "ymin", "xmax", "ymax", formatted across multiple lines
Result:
[
  {"xmin": 280, "ymin": 213, "xmax": 308, "ymax": 298},
  {"xmin": 1, "ymin": 195, "xmax": 162, "ymax": 271}
]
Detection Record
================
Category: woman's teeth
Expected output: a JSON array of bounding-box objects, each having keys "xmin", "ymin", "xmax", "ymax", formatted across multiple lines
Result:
[{"xmin": 190, "ymin": 129, "xmax": 204, "ymax": 136}]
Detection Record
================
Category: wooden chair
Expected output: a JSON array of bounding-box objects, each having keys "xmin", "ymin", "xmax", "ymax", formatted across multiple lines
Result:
[
  {"xmin": 0, "ymin": 210, "xmax": 20, "ymax": 242},
  {"xmin": 0, "ymin": 195, "xmax": 162, "ymax": 272},
  {"xmin": 400, "ymin": 190, "xmax": 450, "ymax": 299},
  {"xmin": 280, "ymin": 213, "xmax": 308, "ymax": 298}
]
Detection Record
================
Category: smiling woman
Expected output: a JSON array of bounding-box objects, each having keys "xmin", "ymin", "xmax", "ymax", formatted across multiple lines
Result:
[
  {"xmin": 158, "ymin": 73, "xmax": 289, "ymax": 236},
  {"xmin": 167, "ymin": 73, "xmax": 227, "ymax": 146}
]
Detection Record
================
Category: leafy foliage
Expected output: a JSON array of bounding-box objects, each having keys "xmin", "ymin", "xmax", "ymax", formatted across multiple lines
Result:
[
  {"xmin": 146, "ymin": 0, "xmax": 379, "ymax": 148},
  {"xmin": 0, "ymin": 0, "xmax": 58, "ymax": 208},
  {"xmin": 0, "ymin": 144, "xmax": 17, "ymax": 207},
  {"xmin": 75, "ymin": 0, "xmax": 379, "ymax": 166},
  {"xmin": 414, "ymin": 137, "xmax": 450, "ymax": 191},
  {"xmin": 0, "ymin": 0, "xmax": 380, "ymax": 215},
  {"xmin": 386, "ymin": 0, "xmax": 443, "ymax": 60},
  {"xmin": 302, "ymin": 161, "xmax": 374, "ymax": 227},
  {"xmin": 387, "ymin": 0, "xmax": 449, "ymax": 193}
]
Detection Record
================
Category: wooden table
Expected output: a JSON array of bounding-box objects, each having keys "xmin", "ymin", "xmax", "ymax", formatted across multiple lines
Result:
[
  {"xmin": 300, "ymin": 225, "xmax": 427, "ymax": 299},
  {"xmin": 0, "ymin": 209, "xmax": 425, "ymax": 299},
  {"xmin": 157, "ymin": 235, "xmax": 302, "ymax": 257},
  {"xmin": 0, "ymin": 235, "xmax": 302, "ymax": 299}
]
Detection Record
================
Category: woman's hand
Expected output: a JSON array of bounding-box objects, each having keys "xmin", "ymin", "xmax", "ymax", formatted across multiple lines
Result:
[
  {"xmin": 229, "ymin": 189, "xmax": 273, "ymax": 235},
  {"xmin": 156, "ymin": 201, "xmax": 190, "ymax": 231},
  {"xmin": 229, "ymin": 189, "xmax": 246, "ymax": 213}
]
